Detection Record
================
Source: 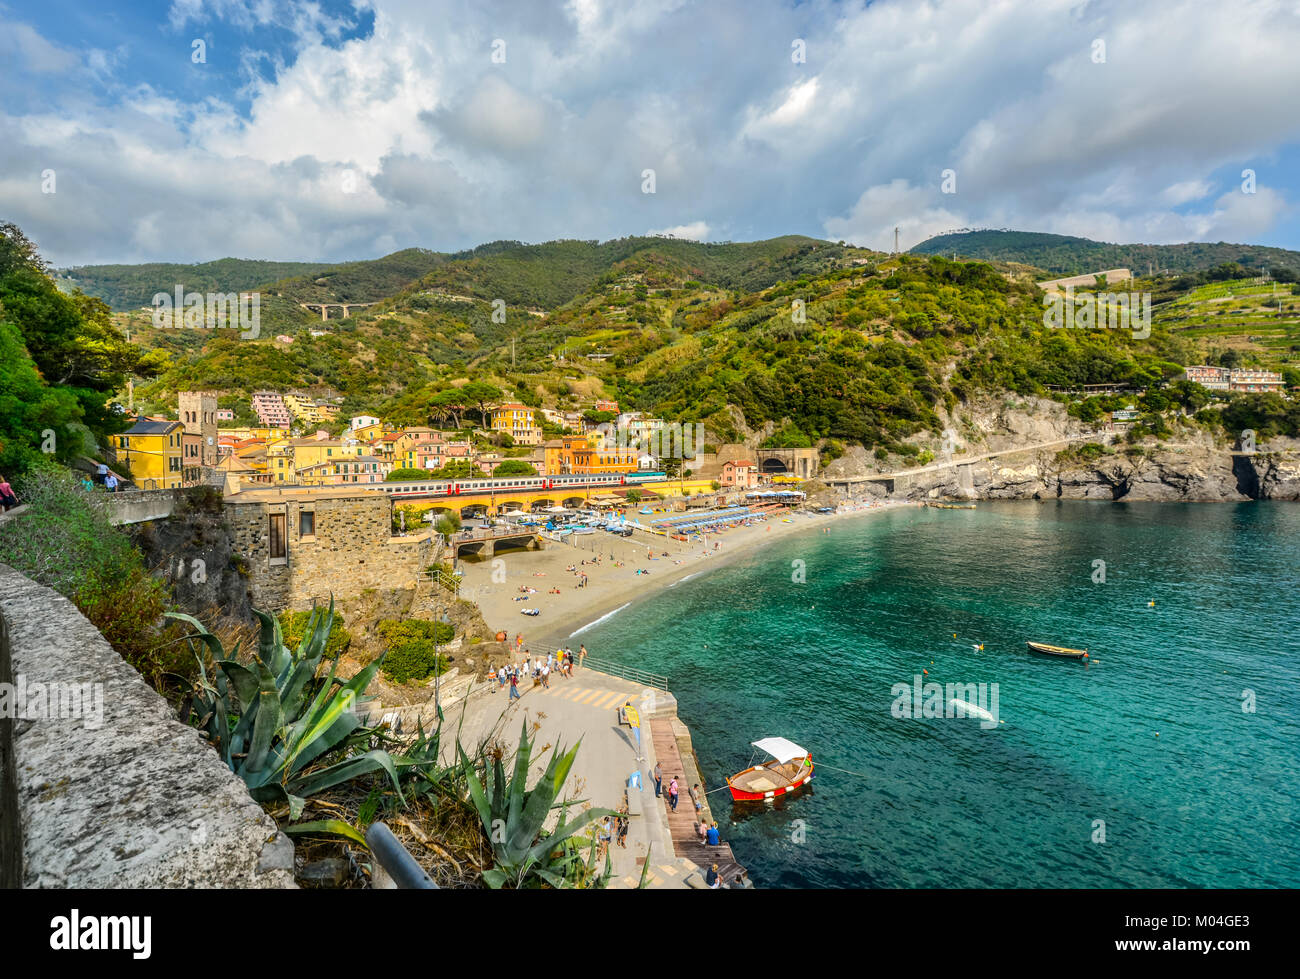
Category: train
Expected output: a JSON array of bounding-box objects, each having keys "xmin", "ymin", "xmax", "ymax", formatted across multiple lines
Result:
[{"xmin": 379, "ymin": 471, "xmax": 668, "ymax": 500}]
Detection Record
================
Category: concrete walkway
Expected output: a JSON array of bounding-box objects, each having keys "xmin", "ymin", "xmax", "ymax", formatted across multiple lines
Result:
[{"xmin": 440, "ymin": 667, "xmax": 696, "ymax": 888}]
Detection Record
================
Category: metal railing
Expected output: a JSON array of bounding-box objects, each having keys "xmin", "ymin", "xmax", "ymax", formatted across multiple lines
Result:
[
  {"xmin": 511, "ymin": 643, "xmax": 667, "ymax": 691},
  {"xmin": 584, "ymin": 655, "xmax": 668, "ymax": 691},
  {"xmin": 416, "ymin": 566, "xmax": 461, "ymax": 596},
  {"xmin": 365, "ymin": 821, "xmax": 438, "ymax": 889}
]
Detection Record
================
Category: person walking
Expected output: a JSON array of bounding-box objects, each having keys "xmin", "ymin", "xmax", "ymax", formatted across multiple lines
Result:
[
  {"xmin": 579, "ymin": 644, "xmax": 587, "ymax": 670},
  {"xmin": 669, "ymin": 776, "xmax": 680, "ymax": 812},
  {"xmin": 508, "ymin": 670, "xmax": 520, "ymax": 701},
  {"xmin": 104, "ymin": 473, "xmax": 119, "ymax": 493},
  {"xmin": 690, "ymin": 782, "xmax": 703, "ymax": 812},
  {"xmin": 0, "ymin": 475, "xmax": 18, "ymax": 512},
  {"xmin": 653, "ymin": 762, "xmax": 663, "ymax": 798},
  {"xmin": 541, "ymin": 662, "xmax": 550, "ymax": 689},
  {"xmin": 95, "ymin": 461, "xmax": 108, "ymax": 485}
]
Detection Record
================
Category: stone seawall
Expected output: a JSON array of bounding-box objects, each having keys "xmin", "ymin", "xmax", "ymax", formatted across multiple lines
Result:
[{"xmin": 0, "ymin": 565, "xmax": 295, "ymax": 888}]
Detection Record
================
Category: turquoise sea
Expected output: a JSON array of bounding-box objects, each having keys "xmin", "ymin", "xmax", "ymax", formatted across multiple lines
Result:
[{"xmin": 579, "ymin": 502, "xmax": 1300, "ymax": 888}]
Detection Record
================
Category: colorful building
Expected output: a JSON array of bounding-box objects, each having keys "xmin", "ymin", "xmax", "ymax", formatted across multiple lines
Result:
[
  {"xmin": 110, "ymin": 418, "xmax": 187, "ymax": 490},
  {"xmin": 720, "ymin": 459, "xmax": 759, "ymax": 490},
  {"xmin": 490, "ymin": 403, "xmax": 543, "ymax": 446},
  {"xmin": 297, "ymin": 455, "xmax": 390, "ymax": 486},
  {"xmin": 251, "ymin": 391, "xmax": 292, "ymax": 428},
  {"xmin": 544, "ymin": 435, "xmax": 637, "ymax": 474},
  {"xmin": 1229, "ymin": 369, "xmax": 1285, "ymax": 393}
]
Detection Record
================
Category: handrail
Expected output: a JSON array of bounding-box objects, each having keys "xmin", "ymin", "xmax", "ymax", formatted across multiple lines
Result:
[
  {"xmin": 510, "ymin": 642, "xmax": 668, "ymax": 691},
  {"xmin": 584, "ymin": 655, "xmax": 668, "ymax": 691},
  {"xmin": 365, "ymin": 821, "xmax": 438, "ymax": 889}
]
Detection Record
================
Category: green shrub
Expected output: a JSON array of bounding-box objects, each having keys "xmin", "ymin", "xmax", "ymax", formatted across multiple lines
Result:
[
  {"xmin": 377, "ymin": 618, "xmax": 454, "ymax": 684},
  {"xmin": 0, "ymin": 464, "xmax": 189, "ymax": 690}
]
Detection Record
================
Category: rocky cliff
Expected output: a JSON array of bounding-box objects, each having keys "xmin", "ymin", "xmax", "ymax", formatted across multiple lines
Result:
[{"xmin": 894, "ymin": 440, "xmax": 1300, "ymax": 503}]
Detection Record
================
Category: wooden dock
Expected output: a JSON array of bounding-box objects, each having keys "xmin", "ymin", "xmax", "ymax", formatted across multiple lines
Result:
[{"xmin": 650, "ymin": 718, "xmax": 749, "ymax": 887}]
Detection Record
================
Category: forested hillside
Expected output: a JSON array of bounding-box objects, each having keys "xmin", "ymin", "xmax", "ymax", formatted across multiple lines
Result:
[
  {"xmin": 911, "ymin": 230, "xmax": 1300, "ymax": 278},
  {"xmin": 10, "ymin": 221, "xmax": 1298, "ymax": 480},
  {"xmin": 56, "ymin": 258, "xmax": 341, "ymax": 310}
]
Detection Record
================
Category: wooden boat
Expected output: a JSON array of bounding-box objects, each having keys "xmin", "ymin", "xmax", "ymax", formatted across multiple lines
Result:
[
  {"xmin": 1026, "ymin": 641, "xmax": 1088, "ymax": 660},
  {"xmin": 727, "ymin": 737, "xmax": 814, "ymax": 802}
]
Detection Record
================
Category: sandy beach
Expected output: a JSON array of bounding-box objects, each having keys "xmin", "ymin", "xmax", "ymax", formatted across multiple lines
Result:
[{"xmin": 458, "ymin": 498, "xmax": 921, "ymax": 651}]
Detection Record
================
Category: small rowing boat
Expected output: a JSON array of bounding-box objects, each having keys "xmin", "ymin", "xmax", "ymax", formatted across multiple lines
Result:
[
  {"xmin": 1026, "ymin": 641, "xmax": 1088, "ymax": 660},
  {"xmin": 727, "ymin": 737, "xmax": 814, "ymax": 802}
]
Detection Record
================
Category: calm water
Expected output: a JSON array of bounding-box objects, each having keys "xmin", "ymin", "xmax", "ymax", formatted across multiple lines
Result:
[{"xmin": 580, "ymin": 502, "xmax": 1300, "ymax": 888}]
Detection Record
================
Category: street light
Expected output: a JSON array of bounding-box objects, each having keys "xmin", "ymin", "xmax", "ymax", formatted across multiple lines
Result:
[{"xmin": 433, "ymin": 608, "xmax": 452, "ymax": 714}]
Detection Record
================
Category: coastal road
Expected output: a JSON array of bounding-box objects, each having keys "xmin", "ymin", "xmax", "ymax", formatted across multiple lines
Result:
[{"xmin": 826, "ymin": 432, "xmax": 1106, "ymax": 485}]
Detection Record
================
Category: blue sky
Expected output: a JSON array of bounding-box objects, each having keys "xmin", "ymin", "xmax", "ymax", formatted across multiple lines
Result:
[{"xmin": 2, "ymin": 0, "xmax": 1299, "ymax": 267}]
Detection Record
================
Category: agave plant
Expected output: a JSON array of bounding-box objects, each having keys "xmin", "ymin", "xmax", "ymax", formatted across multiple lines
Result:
[
  {"xmin": 170, "ymin": 601, "xmax": 403, "ymax": 821},
  {"xmin": 461, "ymin": 719, "xmax": 613, "ymax": 888}
]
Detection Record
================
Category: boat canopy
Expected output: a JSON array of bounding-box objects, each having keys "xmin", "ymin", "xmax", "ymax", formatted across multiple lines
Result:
[{"xmin": 752, "ymin": 737, "xmax": 808, "ymax": 763}]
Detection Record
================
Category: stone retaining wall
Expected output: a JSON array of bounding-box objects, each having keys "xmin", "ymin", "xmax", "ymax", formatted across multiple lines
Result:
[{"xmin": 0, "ymin": 564, "xmax": 295, "ymax": 888}]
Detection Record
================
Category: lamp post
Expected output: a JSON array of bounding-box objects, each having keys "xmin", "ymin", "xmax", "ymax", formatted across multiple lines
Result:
[{"xmin": 432, "ymin": 607, "xmax": 451, "ymax": 714}]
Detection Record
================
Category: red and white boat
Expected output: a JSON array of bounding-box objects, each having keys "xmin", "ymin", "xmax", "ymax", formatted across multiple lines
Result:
[{"xmin": 726, "ymin": 737, "xmax": 814, "ymax": 802}]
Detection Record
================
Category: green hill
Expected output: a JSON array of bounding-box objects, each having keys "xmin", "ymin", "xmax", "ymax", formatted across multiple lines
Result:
[
  {"xmin": 126, "ymin": 244, "xmax": 1209, "ymax": 454},
  {"xmin": 55, "ymin": 258, "xmax": 342, "ymax": 310},
  {"xmin": 911, "ymin": 230, "xmax": 1300, "ymax": 278}
]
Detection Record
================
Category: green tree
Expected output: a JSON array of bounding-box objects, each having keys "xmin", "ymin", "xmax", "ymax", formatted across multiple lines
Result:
[
  {"xmin": 0, "ymin": 319, "xmax": 84, "ymax": 472},
  {"xmin": 460, "ymin": 381, "xmax": 501, "ymax": 427},
  {"xmin": 493, "ymin": 459, "xmax": 537, "ymax": 476}
]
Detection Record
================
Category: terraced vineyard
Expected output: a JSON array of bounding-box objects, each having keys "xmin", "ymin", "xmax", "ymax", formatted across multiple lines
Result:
[{"xmin": 1155, "ymin": 278, "xmax": 1300, "ymax": 368}]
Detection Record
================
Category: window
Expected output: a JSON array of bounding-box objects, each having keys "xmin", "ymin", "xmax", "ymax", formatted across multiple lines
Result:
[
  {"xmin": 269, "ymin": 513, "xmax": 286, "ymax": 559},
  {"xmin": 299, "ymin": 510, "xmax": 315, "ymax": 537}
]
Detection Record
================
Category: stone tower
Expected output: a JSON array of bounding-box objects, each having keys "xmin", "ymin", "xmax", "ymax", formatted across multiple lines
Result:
[{"xmin": 178, "ymin": 391, "xmax": 218, "ymax": 467}]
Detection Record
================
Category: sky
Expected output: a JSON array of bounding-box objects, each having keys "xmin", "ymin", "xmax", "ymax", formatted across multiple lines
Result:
[{"xmin": 2, "ymin": 0, "xmax": 1299, "ymax": 267}]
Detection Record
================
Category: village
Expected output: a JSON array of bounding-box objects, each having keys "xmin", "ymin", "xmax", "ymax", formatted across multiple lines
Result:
[{"xmin": 103, "ymin": 390, "xmax": 809, "ymax": 496}]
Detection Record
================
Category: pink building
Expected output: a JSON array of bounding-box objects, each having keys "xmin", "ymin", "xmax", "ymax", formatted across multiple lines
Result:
[{"xmin": 721, "ymin": 459, "xmax": 759, "ymax": 490}]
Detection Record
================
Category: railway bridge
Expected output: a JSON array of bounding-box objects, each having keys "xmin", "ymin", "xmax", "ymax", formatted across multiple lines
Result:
[{"xmin": 385, "ymin": 485, "xmax": 655, "ymax": 518}]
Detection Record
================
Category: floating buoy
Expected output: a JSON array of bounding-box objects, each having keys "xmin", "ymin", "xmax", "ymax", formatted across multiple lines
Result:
[
  {"xmin": 1148, "ymin": 600, "xmax": 1155, "ymax": 607},
  {"xmin": 923, "ymin": 669, "xmax": 929, "ymax": 675}
]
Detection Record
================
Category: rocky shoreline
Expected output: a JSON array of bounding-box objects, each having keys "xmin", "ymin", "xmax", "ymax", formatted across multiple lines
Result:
[
  {"xmin": 818, "ymin": 394, "xmax": 1300, "ymax": 504},
  {"xmin": 885, "ymin": 442, "xmax": 1300, "ymax": 503}
]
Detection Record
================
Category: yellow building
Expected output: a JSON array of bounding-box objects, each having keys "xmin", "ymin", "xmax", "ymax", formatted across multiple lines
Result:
[
  {"xmin": 110, "ymin": 418, "xmax": 187, "ymax": 490},
  {"xmin": 265, "ymin": 438, "xmax": 296, "ymax": 483},
  {"xmin": 490, "ymin": 403, "xmax": 542, "ymax": 446},
  {"xmin": 282, "ymin": 395, "xmax": 343, "ymax": 426},
  {"xmin": 281, "ymin": 393, "xmax": 313, "ymax": 420},
  {"xmin": 350, "ymin": 421, "xmax": 386, "ymax": 443}
]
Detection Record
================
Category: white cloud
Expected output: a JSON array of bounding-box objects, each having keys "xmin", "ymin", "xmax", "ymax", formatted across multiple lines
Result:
[
  {"xmin": 648, "ymin": 221, "xmax": 710, "ymax": 241},
  {"xmin": 824, "ymin": 180, "xmax": 966, "ymax": 252},
  {"xmin": 1, "ymin": 0, "xmax": 1298, "ymax": 267}
]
